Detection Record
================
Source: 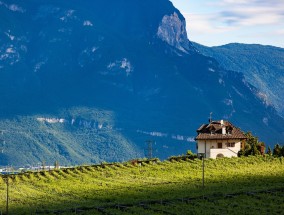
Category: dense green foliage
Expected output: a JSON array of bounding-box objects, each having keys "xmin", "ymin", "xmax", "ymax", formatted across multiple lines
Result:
[
  {"xmin": 0, "ymin": 156, "xmax": 283, "ymax": 214},
  {"xmin": 238, "ymin": 132, "xmax": 265, "ymax": 156},
  {"xmin": 0, "ymin": 107, "xmax": 141, "ymax": 166},
  {"xmin": 272, "ymin": 143, "xmax": 284, "ymax": 157},
  {"xmin": 168, "ymin": 150, "xmax": 197, "ymax": 161},
  {"xmin": 238, "ymin": 132, "xmax": 284, "ymax": 158}
]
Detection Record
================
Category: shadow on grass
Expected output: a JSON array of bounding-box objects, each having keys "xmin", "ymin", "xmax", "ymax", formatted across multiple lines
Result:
[{"xmin": 1, "ymin": 172, "xmax": 284, "ymax": 214}]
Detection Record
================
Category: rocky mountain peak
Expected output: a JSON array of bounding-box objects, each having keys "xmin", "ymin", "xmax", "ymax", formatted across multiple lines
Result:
[{"xmin": 157, "ymin": 12, "xmax": 190, "ymax": 53}]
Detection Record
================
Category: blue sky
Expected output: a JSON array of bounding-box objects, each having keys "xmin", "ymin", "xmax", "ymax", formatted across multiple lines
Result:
[{"xmin": 170, "ymin": 0, "xmax": 284, "ymax": 48}]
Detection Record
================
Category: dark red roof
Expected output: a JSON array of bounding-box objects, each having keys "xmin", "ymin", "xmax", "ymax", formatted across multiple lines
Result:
[{"xmin": 195, "ymin": 120, "xmax": 246, "ymax": 140}]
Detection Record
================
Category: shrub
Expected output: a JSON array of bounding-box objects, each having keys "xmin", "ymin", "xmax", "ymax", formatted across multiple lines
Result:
[{"xmin": 238, "ymin": 132, "xmax": 265, "ymax": 156}]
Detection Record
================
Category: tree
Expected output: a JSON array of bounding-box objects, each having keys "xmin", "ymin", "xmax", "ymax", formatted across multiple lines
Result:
[
  {"xmin": 281, "ymin": 145, "xmax": 284, "ymax": 157},
  {"xmin": 267, "ymin": 146, "xmax": 272, "ymax": 156},
  {"xmin": 257, "ymin": 142, "xmax": 266, "ymax": 155},
  {"xmin": 251, "ymin": 144, "xmax": 261, "ymax": 156},
  {"xmin": 273, "ymin": 144, "xmax": 282, "ymax": 157},
  {"xmin": 238, "ymin": 132, "xmax": 265, "ymax": 156},
  {"xmin": 238, "ymin": 149, "xmax": 245, "ymax": 157},
  {"xmin": 186, "ymin": 150, "xmax": 194, "ymax": 156}
]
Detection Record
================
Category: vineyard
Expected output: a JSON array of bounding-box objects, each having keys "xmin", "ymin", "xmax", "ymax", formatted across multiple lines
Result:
[{"xmin": 0, "ymin": 156, "xmax": 284, "ymax": 214}]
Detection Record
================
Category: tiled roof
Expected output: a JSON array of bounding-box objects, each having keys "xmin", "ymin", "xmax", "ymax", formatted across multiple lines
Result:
[{"xmin": 195, "ymin": 120, "xmax": 246, "ymax": 140}]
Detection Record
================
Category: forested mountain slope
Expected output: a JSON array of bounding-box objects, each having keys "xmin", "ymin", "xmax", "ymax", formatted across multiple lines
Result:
[
  {"xmin": 193, "ymin": 43, "xmax": 284, "ymax": 118},
  {"xmin": 0, "ymin": 0, "xmax": 284, "ymax": 166}
]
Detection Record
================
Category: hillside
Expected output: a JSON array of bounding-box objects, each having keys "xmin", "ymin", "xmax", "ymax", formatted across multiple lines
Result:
[
  {"xmin": 0, "ymin": 156, "xmax": 284, "ymax": 214},
  {"xmin": 193, "ymin": 43, "xmax": 284, "ymax": 118},
  {"xmin": 1, "ymin": 0, "xmax": 284, "ymax": 166}
]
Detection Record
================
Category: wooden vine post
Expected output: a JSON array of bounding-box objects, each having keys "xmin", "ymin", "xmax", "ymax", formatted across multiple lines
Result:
[{"xmin": 5, "ymin": 175, "xmax": 9, "ymax": 215}]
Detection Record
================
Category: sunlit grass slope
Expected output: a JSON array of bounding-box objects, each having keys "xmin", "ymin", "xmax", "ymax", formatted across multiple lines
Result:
[{"xmin": 0, "ymin": 156, "xmax": 284, "ymax": 214}]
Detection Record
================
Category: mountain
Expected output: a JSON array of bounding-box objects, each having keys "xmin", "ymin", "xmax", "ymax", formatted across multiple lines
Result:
[
  {"xmin": 1, "ymin": 0, "xmax": 284, "ymax": 166},
  {"xmin": 193, "ymin": 42, "xmax": 284, "ymax": 118}
]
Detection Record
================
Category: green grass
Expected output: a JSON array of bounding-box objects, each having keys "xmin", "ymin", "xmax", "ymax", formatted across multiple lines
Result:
[{"xmin": 0, "ymin": 156, "xmax": 284, "ymax": 214}]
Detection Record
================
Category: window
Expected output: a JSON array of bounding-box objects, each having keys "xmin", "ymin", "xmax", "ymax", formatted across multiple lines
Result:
[
  {"xmin": 227, "ymin": 142, "xmax": 235, "ymax": 147},
  {"xmin": 218, "ymin": 142, "xmax": 222, "ymax": 148}
]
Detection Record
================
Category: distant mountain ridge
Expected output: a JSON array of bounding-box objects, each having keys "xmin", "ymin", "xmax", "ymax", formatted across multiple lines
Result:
[
  {"xmin": 1, "ymin": 0, "xmax": 284, "ymax": 166},
  {"xmin": 193, "ymin": 42, "xmax": 284, "ymax": 118}
]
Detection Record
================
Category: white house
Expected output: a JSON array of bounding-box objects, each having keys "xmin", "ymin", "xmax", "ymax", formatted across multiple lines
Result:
[{"xmin": 195, "ymin": 120, "xmax": 247, "ymax": 159}]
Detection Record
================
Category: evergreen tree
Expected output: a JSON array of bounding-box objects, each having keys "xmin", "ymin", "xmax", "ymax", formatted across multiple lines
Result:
[
  {"xmin": 267, "ymin": 146, "xmax": 272, "ymax": 156},
  {"xmin": 273, "ymin": 144, "xmax": 282, "ymax": 157},
  {"xmin": 281, "ymin": 145, "xmax": 284, "ymax": 157}
]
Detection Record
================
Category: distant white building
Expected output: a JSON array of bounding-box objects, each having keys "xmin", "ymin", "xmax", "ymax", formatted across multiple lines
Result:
[{"xmin": 195, "ymin": 120, "xmax": 247, "ymax": 158}]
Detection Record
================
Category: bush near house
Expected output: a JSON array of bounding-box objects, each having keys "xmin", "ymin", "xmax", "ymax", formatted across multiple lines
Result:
[
  {"xmin": 238, "ymin": 131, "xmax": 284, "ymax": 158},
  {"xmin": 238, "ymin": 132, "xmax": 265, "ymax": 156},
  {"xmin": 168, "ymin": 150, "xmax": 197, "ymax": 162}
]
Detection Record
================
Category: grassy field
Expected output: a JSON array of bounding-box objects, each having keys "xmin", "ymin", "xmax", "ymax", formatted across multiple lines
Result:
[{"xmin": 0, "ymin": 156, "xmax": 284, "ymax": 214}]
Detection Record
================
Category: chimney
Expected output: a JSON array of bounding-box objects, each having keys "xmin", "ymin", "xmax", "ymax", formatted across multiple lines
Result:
[
  {"xmin": 221, "ymin": 120, "xmax": 226, "ymax": 134},
  {"xmin": 222, "ymin": 127, "xmax": 226, "ymax": 135}
]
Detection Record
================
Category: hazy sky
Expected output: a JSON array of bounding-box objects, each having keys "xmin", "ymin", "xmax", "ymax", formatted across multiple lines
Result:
[{"xmin": 170, "ymin": 0, "xmax": 284, "ymax": 48}]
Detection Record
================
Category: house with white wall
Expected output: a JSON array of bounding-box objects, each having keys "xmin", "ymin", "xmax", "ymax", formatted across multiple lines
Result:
[{"xmin": 195, "ymin": 120, "xmax": 247, "ymax": 158}]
